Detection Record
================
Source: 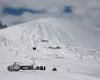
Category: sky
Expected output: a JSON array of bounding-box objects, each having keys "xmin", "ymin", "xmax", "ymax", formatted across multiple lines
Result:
[{"xmin": 0, "ymin": 0, "xmax": 100, "ymax": 30}]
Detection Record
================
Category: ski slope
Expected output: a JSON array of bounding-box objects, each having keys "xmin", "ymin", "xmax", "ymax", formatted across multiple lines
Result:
[{"xmin": 0, "ymin": 18, "xmax": 100, "ymax": 80}]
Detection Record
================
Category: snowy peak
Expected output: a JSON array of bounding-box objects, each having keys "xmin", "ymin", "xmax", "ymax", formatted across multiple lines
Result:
[
  {"xmin": 0, "ymin": 18, "xmax": 100, "ymax": 50},
  {"xmin": 0, "ymin": 18, "xmax": 100, "ymax": 64},
  {"xmin": 17, "ymin": 18, "xmax": 77, "ymax": 48}
]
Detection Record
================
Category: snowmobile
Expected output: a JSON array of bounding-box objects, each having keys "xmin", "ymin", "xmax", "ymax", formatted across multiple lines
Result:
[{"xmin": 7, "ymin": 62, "xmax": 46, "ymax": 71}]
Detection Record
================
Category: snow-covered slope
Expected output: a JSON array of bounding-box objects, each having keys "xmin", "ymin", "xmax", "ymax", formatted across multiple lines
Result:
[
  {"xmin": 0, "ymin": 18, "xmax": 100, "ymax": 64},
  {"xmin": 0, "ymin": 18, "xmax": 100, "ymax": 80}
]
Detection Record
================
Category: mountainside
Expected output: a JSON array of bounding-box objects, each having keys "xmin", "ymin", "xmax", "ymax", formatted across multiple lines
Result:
[
  {"xmin": 0, "ymin": 18, "xmax": 100, "ymax": 62},
  {"xmin": 1, "ymin": 18, "xmax": 100, "ymax": 48},
  {"xmin": 0, "ymin": 18, "xmax": 100, "ymax": 80}
]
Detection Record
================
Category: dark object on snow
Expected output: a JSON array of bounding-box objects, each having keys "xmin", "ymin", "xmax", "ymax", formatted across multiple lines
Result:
[
  {"xmin": 39, "ymin": 66, "xmax": 46, "ymax": 70},
  {"xmin": 56, "ymin": 46, "xmax": 60, "ymax": 49},
  {"xmin": 7, "ymin": 62, "xmax": 46, "ymax": 71},
  {"xmin": 19, "ymin": 65, "xmax": 33, "ymax": 70},
  {"xmin": 66, "ymin": 68, "xmax": 70, "ymax": 72},
  {"xmin": 33, "ymin": 47, "xmax": 36, "ymax": 50},
  {"xmin": 41, "ymin": 39, "xmax": 48, "ymax": 42},
  {"xmin": 0, "ymin": 22, "xmax": 7, "ymax": 29},
  {"xmin": 7, "ymin": 62, "xmax": 20, "ymax": 71},
  {"xmin": 49, "ymin": 46, "xmax": 61, "ymax": 49},
  {"xmin": 34, "ymin": 66, "xmax": 46, "ymax": 70},
  {"xmin": 52, "ymin": 68, "xmax": 57, "ymax": 71}
]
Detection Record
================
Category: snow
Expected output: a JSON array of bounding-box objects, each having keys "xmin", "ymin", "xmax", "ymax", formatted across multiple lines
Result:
[
  {"xmin": 0, "ymin": 71, "xmax": 100, "ymax": 80},
  {"xmin": 0, "ymin": 18, "xmax": 100, "ymax": 80}
]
